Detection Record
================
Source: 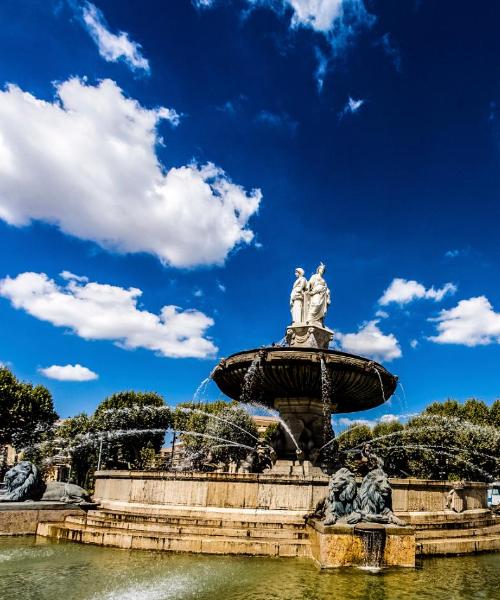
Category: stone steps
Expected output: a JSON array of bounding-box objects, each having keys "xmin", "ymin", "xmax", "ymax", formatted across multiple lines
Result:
[
  {"xmin": 63, "ymin": 513, "xmax": 308, "ymax": 540},
  {"xmin": 416, "ymin": 523, "xmax": 500, "ymax": 541},
  {"xmin": 86, "ymin": 508, "xmax": 307, "ymax": 530},
  {"xmin": 418, "ymin": 533, "xmax": 500, "ymax": 555},
  {"xmin": 37, "ymin": 508, "xmax": 311, "ymax": 558}
]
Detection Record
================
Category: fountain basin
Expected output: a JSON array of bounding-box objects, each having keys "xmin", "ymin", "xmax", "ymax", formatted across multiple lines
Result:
[{"xmin": 212, "ymin": 347, "xmax": 397, "ymax": 413}]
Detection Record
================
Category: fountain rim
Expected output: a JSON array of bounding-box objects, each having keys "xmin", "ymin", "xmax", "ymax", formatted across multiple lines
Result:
[{"xmin": 213, "ymin": 346, "xmax": 398, "ymax": 379}]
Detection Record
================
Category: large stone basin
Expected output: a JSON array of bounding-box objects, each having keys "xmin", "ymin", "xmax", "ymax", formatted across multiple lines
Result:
[{"xmin": 212, "ymin": 347, "xmax": 397, "ymax": 414}]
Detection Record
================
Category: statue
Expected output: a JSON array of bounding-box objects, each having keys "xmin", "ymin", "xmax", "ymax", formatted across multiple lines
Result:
[
  {"xmin": 0, "ymin": 461, "xmax": 90, "ymax": 504},
  {"xmin": 323, "ymin": 467, "xmax": 358, "ymax": 525},
  {"xmin": 290, "ymin": 267, "xmax": 307, "ymax": 324},
  {"xmin": 347, "ymin": 468, "xmax": 406, "ymax": 526},
  {"xmin": 306, "ymin": 263, "xmax": 331, "ymax": 326}
]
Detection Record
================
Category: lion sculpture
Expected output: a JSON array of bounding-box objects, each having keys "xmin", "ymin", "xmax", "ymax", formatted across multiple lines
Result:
[
  {"xmin": 347, "ymin": 468, "xmax": 406, "ymax": 526},
  {"xmin": 0, "ymin": 461, "xmax": 90, "ymax": 504},
  {"xmin": 323, "ymin": 468, "xmax": 358, "ymax": 525}
]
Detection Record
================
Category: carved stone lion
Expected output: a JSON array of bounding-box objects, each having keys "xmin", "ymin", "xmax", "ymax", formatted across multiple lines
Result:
[
  {"xmin": 0, "ymin": 461, "xmax": 90, "ymax": 504},
  {"xmin": 323, "ymin": 467, "xmax": 358, "ymax": 525},
  {"xmin": 347, "ymin": 468, "xmax": 406, "ymax": 526}
]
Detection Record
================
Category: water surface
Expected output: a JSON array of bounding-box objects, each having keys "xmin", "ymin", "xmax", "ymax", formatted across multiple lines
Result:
[{"xmin": 0, "ymin": 536, "xmax": 497, "ymax": 600}]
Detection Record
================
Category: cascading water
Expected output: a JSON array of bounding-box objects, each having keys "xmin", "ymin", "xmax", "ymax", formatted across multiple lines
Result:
[
  {"xmin": 240, "ymin": 354, "xmax": 264, "ymax": 405},
  {"xmin": 320, "ymin": 357, "xmax": 336, "ymax": 463},
  {"xmin": 355, "ymin": 526, "xmax": 386, "ymax": 569},
  {"xmin": 193, "ymin": 377, "xmax": 211, "ymax": 403}
]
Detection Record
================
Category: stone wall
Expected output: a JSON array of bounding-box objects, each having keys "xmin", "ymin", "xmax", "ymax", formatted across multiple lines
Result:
[
  {"xmin": 0, "ymin": 502, "xmax": 83, "ymax": 535},
  {"xmin": 94, "ymin": 471, "xmax": 488, "ymax": 514}
]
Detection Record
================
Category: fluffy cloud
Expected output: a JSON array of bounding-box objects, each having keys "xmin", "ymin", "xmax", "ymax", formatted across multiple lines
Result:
[
  {"xmin": 82, "ymin": 2, "xmax": 150, "ymax": 73},
  {"xmin": 0, "ymin": 78, "xmax": 261, "ymax": 268},
  {"xmin": 279, "ymin": 0, "xmax": 373, "ymax": 37},
  {"xmin": 0, "ymin": 272, "xmax": 217, "ymax": 359},
  {"xmin": 39, "ymin": 364, "xmax": 98, "ymax": 382},
  {"xmin": 200, "ymin": 1, "xmax": 374, "ymax": 43},
  {"xmin": 428, "ymin": 296, "xmax": 500, "ymax": 347},
  {"xmin": 379, "ymin": 278, "xmax": 457, "ymax": 306},
  {"xmin": 337, "ymin": 319, "xmax": 402, "ymax": 362},
  {"xmin": 336, "ymin": 413, "xmax": 400, "ymax": 428}
]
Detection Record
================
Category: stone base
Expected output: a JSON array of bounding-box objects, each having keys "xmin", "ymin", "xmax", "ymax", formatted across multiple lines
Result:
[
  {"xmin": 308, "ymin": 520, "xmax": 416, "ymax": 568},
  {"xmin": 0, "ymin": 501, "xmax": 89, "ymax": 535},
  {"xmin": 286, "ymin": 323, "xmax": 333, "ymax": 349},
  {"xmin": 271, "ymin": 460, "xmax": 324, "ymax": 477}
]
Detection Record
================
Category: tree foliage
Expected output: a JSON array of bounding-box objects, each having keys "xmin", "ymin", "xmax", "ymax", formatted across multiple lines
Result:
[
  {"xmin": 172, "ymin": 400, "xmax": 258, "ymax": 468},
  {"xmin": 0, "ymin": 367, "xmax": 58, "ymax": 450},
  {"xmin": 337, "ymin": 398, "xmax": 500, "ymax": 482}
]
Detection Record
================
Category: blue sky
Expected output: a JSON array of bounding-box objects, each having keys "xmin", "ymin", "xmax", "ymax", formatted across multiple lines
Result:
[{"xmin": 0, "ymin": 0, "xmax": 498, "ymax": 427}]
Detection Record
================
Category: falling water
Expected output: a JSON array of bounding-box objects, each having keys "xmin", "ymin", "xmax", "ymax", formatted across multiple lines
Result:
[
  {"xmin": 193, "ymin": 377, "xmax": 211, "ymax": 403},
  {"xmin": 320, "ymin": 357, "xmax": 334, "ymax": 447},
  {"xmin": 356, "ymin": 527, "xmax": 386, "ymax": 569},
  {"xmin": 174, "ymin": 429, "xmax": 255, "ymax": 452},
  {"xmin": 372, "ymin": 367, "xmax": 386, "ymax": 403},
  {"xmin": 242, "ymin": 401, "xmax": 301, "ymax": 453},
  {"xmin": 180, "ymin": 407, "xmax": 262, "ymax": 443},
  {"xmin": 240, "ymin": 354, "xmax": 263, "ymax": 404}
]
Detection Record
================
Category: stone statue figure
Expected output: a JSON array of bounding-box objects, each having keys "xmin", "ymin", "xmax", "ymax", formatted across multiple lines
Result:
[
  {"xmin": 290, "ymin": 267, "xmax": 307, "ymax": 324},
  {"xmin": 0, "ymin": 461, "xmax": 90, "ymax": 504},
  {"xmin": 306, "ymin": 263, "xmax": 331, "ymax": 326}
]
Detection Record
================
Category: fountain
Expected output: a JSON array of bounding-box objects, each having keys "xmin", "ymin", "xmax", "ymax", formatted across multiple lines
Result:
[
  {"xmin": 9, "ymin": 263, "xmax": 497, "ymax": 568},
  {"xmin": 212, "ymin": 264, "xmax": 397, "ymax": 473}
]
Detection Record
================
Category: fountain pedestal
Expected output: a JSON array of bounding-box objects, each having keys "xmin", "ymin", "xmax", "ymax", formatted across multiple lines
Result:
[
  {"xmin": 286, "ymin": 323, "xmax": 333, "ymax": 349},
  {"xmin": 274, "ymin": 398, "xmax": 327, "ymax": 460},
  {"xmin": 308, "ymin": 520, "xmax": 416, "ymax": 569}
]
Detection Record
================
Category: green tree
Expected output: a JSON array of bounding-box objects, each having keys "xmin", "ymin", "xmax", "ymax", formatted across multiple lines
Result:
[
  {"xmin": 0, "ymin": 367, "xmax": 58, "ymax": 450},
  {"xmin": 424, "ymin": 398, "xmax": 464, "ymax": 420},
  {"xmin": 54, "ymin": 413, "xmax": 97, "ymax": 488},
  {"xmin": 371, "ymin": 420, "xmax": 408, "ymax": 477},
  {"xmin": 172, "ymin": 400, "xmax": 258, "ymax": 469},
  {"xmin": 490, "ymin": 399, "xmax": 500, "ymax": 428},
  {"xmin": 337, "ymin": 424, "xmax": 372, "ymax": 472},
  {"xmin": 463, "ymin": 398, "xmax": 490, "ymax": 425},
  {"xmin": 92, "ymin": 391, "xmax": 171, "ymax": 469}
]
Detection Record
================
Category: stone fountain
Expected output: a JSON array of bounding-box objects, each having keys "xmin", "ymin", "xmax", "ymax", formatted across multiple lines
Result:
[
  {"xmin": 212, "ymin": 263, "xmax": 397, "ymax": 469},
  {"xmin": 27, "ymin": 263, "xmax": 497, "ymax": 568}
]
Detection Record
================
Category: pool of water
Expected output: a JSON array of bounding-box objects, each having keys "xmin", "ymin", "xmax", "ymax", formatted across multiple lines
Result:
[{"xmin": 0, "ymin": 536, "xmax": 498, "ymax": 600}]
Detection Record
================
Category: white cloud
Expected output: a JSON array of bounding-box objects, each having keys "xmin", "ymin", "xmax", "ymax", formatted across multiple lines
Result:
[
  {"xmin": 339, "ymin": 96, "xmax": 365, "ymax": 118},
  {"xmin": 204, "ymin": 1, "xmax": 374, "ymax": 45},
  {"xmin": 193, "ymin": 288, "xmax": 204, "ymax": 298},
  {"xmin": 336, "ymin": 413, "xmax": 400, "ymax": 428},
  {"xmin": 217, "ymin": 282, "xmax": 226, "ymax": 292},
  {"xmin": 428, "ymin": 296, "xmax": 500, "ymax": 347},
  {"xmin": 410, "ymin": 339, "xmax": 419, "ymax": 349},
  {"xmin": 0, "ymin": 272, "xmax": 217, "ymax": 359},
  {"xmin": 82, "ymin": 2, "xmax": 150, "ymax": 73},
  {"xmin": 39, "ymin": 364, "xmax": 98, "ymax": 382},
  {"xmin": 0, "ymin": 77, "xmax": 261, "ymax": 268},
  {"xmin": 193, "ymin": 0, "xmax": 216, "ymax": 7},
  {"xmin": 379, "ymin": 278, "xmax": 457, "ymax": 306},
  {"xmin": 337, "ymin": 319, "xmax": 402, "ymax": 362},
  {"xmin": 375, "ymin": 309, "xmax": 388, "ymax": 319},
  {"xmin": 281, "ymin": 0, "xmax": 373, "ymax": 37}
]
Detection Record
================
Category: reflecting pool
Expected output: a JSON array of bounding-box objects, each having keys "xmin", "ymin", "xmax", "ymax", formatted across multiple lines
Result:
[{"xmin": 1, "ymin": 536, "xmax": 498, "ymax": 600}]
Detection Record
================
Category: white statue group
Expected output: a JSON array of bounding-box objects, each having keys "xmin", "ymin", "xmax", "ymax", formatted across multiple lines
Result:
[{"xmin": 290, "ymin": 263, "xmax": 331, "ymax": 327}]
